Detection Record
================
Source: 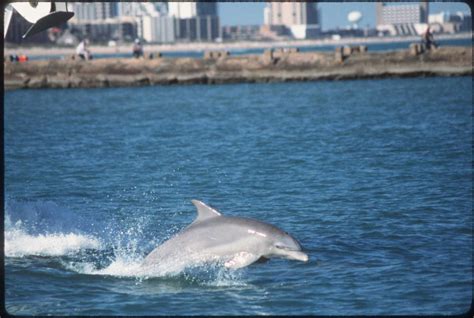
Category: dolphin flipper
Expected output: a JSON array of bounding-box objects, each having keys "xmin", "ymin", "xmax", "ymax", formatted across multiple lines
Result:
[{"xmin": 224, "ymin": 252, "xmax": 261, "ymax": 269}]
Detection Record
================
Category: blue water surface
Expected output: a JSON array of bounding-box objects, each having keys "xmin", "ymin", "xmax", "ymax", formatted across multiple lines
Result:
[{"xmin": 4, "ymin": 76, "xmax": 472, "ymax": 315}]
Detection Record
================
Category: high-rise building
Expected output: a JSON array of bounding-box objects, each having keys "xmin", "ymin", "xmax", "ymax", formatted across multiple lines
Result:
[
  {"xmin": 73, "ymin": 2, "xmax": 118, "ymax": 21},
  {"xmin": 222, "ymin": 25, "xmax": 262, "ymax": 41},
  {"xmin": 70, "ymin": 2, "xmax": 219, "ymax": 43},
  {"xmin": 142, "ymin": 16, "xmax": 175, "ymax": 43},
  {"xmin": 420, "ymin": 1, "xmax": 429, "ymax": 23},
  {"xmin": 167, "ymin": 2, "xmax": 219, "ymax": 42},
  {"xmin": 264, "ymin": 2, "xmax": 320, "ymax": 39},
  {"xmin": 168, "ymin": 2, "xmax": 217, "ymax": 19},
  {"xmin": 68, "ymin": 17, "xmax": 138, "ymax": 43},
  {"xmin": 376, "ymin": 2, "xmax": 430, "ymax": 36},
  {"xmin": 117, "ymin": 2, "xmax": 162, "ymax": 18},
  {"xmin": 376, "ymin": 2, "xmax": 428, "ymax": 25},
  {"xmin": 173, "ymin": 15, "xmax": 219, "ymax": 42},
  {"xmin": 116, "ymin": 2, "xmax": 164, "ymax": 39}
]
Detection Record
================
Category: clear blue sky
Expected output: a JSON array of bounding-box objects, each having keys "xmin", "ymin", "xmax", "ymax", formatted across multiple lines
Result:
[{"xmin": 219, "ymin": 2, "xmax": 471, "ymax": 30}]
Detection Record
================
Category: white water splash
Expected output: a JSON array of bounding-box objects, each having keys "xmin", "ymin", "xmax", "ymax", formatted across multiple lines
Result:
[
  {"xmin": 5, "ymin": 215, "xmax": 101, "ymax": 257},
  {"xmin": 65, "ymin": 253, "xmax": 246, "ymax": 285},
  {"xmin": 66, "ymin": 256, "xmax": 189, "ymax": 278},
  {"xmin": 206, "ymin": 267, "xmax": 247, "ymax": 287},
  {"xmin": 64, "ymin": 258, "xmax": 144, "ymax": 277},
  {"xmin": 5, "ymin": 226, "xmax": 102, "ymax": 257}
]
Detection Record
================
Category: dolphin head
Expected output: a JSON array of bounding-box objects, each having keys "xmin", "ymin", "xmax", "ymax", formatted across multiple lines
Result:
[{"xmin": 265, "ymin": 229, "xmax": 309, "ymax": 263}]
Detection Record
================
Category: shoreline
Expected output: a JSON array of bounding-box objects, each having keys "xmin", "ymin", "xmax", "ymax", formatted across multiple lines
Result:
[
  {"xmin": 4, "ymin": 32, "xmax": 472, "ymax": 57},
  {"xmin": 4, "ymin": 46, "xmax": 472, "ymax": 90}
]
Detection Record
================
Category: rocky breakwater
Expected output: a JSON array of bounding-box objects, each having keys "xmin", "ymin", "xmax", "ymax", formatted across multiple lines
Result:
[{"xmin": 4, "ymin": 46, "xmax": 472, "ymax": 90}]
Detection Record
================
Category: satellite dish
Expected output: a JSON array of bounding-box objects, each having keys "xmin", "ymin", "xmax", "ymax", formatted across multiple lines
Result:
[{"xmin": 348, "ymin": 11, "xmax": 362, "ymax": 24}]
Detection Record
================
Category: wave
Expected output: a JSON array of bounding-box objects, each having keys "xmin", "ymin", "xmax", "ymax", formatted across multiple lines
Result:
[
  {"xmin": 64, "ymin": 254, "xmax": 228, "ymax": 279},
  {"xmin": 5, "ymin": 201, "xmax": 103, "ymax": 257},
  {"xmin": 5, "ymin": 227, "xmax": 101, "ymax": 257},
  {"xmin": 63, "ymin": 248, "xmax": 248, "ymax": 287}
]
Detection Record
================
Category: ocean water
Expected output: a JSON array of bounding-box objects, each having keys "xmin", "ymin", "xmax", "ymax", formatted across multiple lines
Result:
[{"xmin": 4, "ymin": 76, "xmax": 472, "ymax": 315}]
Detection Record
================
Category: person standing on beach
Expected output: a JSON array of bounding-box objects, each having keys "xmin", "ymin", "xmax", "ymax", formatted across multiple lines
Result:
[
  {"xmin": 422, "ymin": 26, "xmax": 437, "ymax": 50},
  {"xmin": 76, "ymin": 39, "xmax": 92, "ymax": 60},
  {"xmin": 132, "ymin": 38, "xmax": 144, "ymax": 58}
]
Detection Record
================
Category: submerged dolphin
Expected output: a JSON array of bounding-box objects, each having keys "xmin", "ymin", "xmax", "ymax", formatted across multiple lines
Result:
[{"xmin": 141, "ymin": 200, "xmax": 308, "ymax": 272}]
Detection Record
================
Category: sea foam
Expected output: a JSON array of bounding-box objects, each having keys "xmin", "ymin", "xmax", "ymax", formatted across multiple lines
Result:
[
  {"xmin": 5, "ymin": 201, "xmax": 103, "ymax": 257},
  {"xmin": 5, "ymin": 221, "xmax": 101, "ymax": 257}
]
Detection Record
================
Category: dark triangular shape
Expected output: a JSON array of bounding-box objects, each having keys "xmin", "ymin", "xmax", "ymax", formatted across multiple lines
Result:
[{"xmin": 23, "ymin": 11, "xmax": 74, "ymax": 38}]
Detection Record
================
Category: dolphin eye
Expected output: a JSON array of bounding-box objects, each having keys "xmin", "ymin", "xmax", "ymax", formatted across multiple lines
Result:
[{"xmin": 275, "ymin": 244, "xmax": 286, "ymax": 249}]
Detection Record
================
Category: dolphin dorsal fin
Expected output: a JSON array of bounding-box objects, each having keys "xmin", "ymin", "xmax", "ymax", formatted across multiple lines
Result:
[{"xmin": 191, "ymin": 200, "xmax": 222, "ymax": 223}]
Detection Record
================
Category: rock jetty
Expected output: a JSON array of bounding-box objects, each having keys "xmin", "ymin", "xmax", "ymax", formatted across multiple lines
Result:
[{"xmin": 4, "ymin": 46, "xmax": 472, "ymax": 90}]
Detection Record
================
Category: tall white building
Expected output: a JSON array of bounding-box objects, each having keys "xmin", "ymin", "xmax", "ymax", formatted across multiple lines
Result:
[
  {"xmin": 72, "ymin": 2, "xmax": 118, "ymax": 21},
  {"xmin": 117, "ymin": 2, "xmax": 162, "ymax": 18},
  {"xmin": 263, "ymin": 5, "xmax": 271, "ymax": 25},
  {"xmin": 264, "ymin": 2, "xmax": 320, "ymax": 39},
  {"xmin": 70, "ymin": 2, "xmax": 219, "ymax": 44},
  {"xmin": 168, "ymin": 2, "xmax": 195, "ymax": 19},
  {"xmin": 375, "ymin": 2, "xmax": 430, "ymax": 35},
  {"xmin": 115, "ymin": 2, "xmax": 164, "ymax": 40},
  {"xmin": 142, "ymin": 16, "xmax": 175, "ymax": 43},
  {"xmin": 376, "ymin": 2, "xmax": 429, "ymax": 25},
  {"xmin": 166, "ymin": 2, "xmax": 219, "ymax": 42},
  {"xmin": 168, "ymin": 2, "xmax": 217, "ymax": 19}
]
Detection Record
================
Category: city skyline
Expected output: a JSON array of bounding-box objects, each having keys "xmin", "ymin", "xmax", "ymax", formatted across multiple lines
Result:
[
  {"xmin": 219, "ymin": 2, "xmax": 471, "ymax": 30},
  {"xmin": 5, "ymin": 2, "xmax": 471, "ymax": 44},
  {"xmin": 69, "ymin": 2, "xmax": 472, "ymax": 31}
]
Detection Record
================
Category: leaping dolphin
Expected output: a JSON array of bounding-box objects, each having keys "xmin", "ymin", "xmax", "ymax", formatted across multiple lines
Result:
[{"xmin": 141, "ymin": 200, "xmax": 308, "ymax": 273}]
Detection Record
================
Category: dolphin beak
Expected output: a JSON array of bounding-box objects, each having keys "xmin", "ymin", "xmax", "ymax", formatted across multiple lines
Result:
[{"xmin": 284, "ymin": 250, "xmax": 309, "ymax": 262}]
